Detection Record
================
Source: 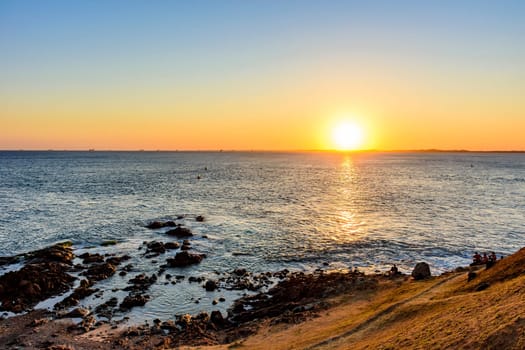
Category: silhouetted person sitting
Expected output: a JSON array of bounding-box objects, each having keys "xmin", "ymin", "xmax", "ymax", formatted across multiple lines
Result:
[
  {"xmin": 390, "ymin": 264, "xmax": 399, "ymax": 276},
  {"xmin": 481, "ymin": 253, "xmax": 489, "ymax": 264},
  {"xmin": 471, "ymin": 252, "xmax": 482, "ymax": 266},
  {"xmin": 486, "ymin": 251, "xmax": 497, "ymax": 268}
]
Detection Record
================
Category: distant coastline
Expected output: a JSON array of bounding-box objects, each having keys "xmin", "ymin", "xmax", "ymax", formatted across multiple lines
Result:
[{"xmin": 1, "ymin": 149, "xmax": 525, "ymax": 154}]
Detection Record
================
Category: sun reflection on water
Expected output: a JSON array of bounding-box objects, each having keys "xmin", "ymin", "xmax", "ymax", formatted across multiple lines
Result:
[{"xmin": 320, "ymin": 155, "xmax": 367, "ymax": 243}]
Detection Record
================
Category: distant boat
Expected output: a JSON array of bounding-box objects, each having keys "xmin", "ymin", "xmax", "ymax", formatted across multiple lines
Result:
[{"xmin": 88, "ymin": 149, "xmax": 95, "ymax": 152}]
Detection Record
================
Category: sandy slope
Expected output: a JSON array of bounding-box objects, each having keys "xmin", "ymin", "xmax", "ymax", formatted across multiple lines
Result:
[{"xmin": 189, "ymin": 248, "xmax": 525, "ymax": 350}]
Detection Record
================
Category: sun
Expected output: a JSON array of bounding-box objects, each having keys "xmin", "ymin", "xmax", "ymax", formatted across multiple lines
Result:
[{"xmin": 332, "ymin": 122, "xmax": 364, "ymax": 151}]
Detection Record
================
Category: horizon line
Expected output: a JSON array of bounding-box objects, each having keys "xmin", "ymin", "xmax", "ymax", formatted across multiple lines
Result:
[{"xmin": 1, "ymin": 148, "xmax": 525, "ymax": 153}]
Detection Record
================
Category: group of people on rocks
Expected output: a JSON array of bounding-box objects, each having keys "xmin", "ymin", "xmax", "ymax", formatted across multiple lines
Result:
[{"xmin": 471, "ymin": 251, "xmax": 498, "ymax": 268}]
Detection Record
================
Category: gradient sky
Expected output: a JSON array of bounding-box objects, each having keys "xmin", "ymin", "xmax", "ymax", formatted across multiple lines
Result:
[{"xmin": 1, "ymin": 0, "xmax": 524, "ymax": 150}]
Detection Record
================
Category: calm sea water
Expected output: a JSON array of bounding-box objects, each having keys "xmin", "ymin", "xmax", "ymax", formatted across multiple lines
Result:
[{"xmin": 1, "ymin": 151, "xmax": 524, "ymax": 319}]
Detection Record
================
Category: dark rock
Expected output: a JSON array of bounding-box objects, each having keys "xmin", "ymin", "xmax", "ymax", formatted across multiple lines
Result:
[
  {"xmin": 65, "ymin": 307, "xmax": 90, "ymax": 318},
  {"xmin": 181, "ymin": 244, "xmax": 192, "ymax": 251},
  {"xmin": 120, "ymin": 294, "xmax": 150, "ymax": 310},
  {"xmin": 54, "ymin": 279, "xmax": 97, "ymax": 310},
  {"xmin": 166, "ymin": 226, "xmax": 193, "ymax": 238},
  {"xmin": 228, "ymin": 270, "xmax": 377, "ymax": 324},
  {"xmin": 204, "ymin": 280, "xmax": 218, "ymax": 291},
  {"xmin": 468, "ymin": 271, "xmax": 477, "ymax": 282},
  {"xmin": 80, "ymin": 253, "xmax": 105, "ymax": 264},
  {"xmin": 146, "ymin": 221, "xmax": 160, "ymax": 229},
  {"xmin": 196, "ymin": 215, "xmax": 205, "ymax": 222},
  {"xmin": 124, "ymin": 274, "xmax": 157, "ymax": 293},
  {"xmin": 164, "ymin": 242, "xmax": 180, "ymax": 250},
  {"xmin": 166, "ymin": 251, "xmax": 205, "ymax": 267},
  {"xmin": 146, "ymin": 241, "xmax": 166, "ymax": 254},
  {"xmin": 475, "ymin": 282, "xmax": 490, "ymax": 291},
  {"xmin": 233, "ymin": 268, "xmax": 248, "ymax": 276},
  {"xmin": 411, "ymin": 262, "xmax": 431, "ymax": 280},
  {"xmin": 25, "ymin": 242, "xmax": 75, "ymax": 265},
  {"xmin": 0, "ymin": 251, "xmax": 76, "ymax": 313},
  {"xmin": 95, "ymin": 297, "xmax": 118, "ymax": 319},
  {"xmin": 81, "ymin": 262, "xmax": 117, "ymax": 281}
]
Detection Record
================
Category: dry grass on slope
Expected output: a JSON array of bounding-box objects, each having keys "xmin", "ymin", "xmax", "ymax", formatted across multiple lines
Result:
[
  {"xmin": 323, "ymin": 250, "xmax": 525, "ymax": 350},
  {"xmin": 181, "ymin": 248, "xmax": 525, "ymax": 350}
]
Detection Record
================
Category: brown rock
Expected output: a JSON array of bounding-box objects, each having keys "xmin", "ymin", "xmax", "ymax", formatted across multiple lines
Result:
[
  {"xmin": 166, "ymin": 251, "xmax": 205, "ymax": 267},
  {"xmin": 411, "ymin": 262, "xmax": 431, "ymax": 280},
  {"xmin": 166, "ymin": 226, "xmax": 193, "ymax": 238}
]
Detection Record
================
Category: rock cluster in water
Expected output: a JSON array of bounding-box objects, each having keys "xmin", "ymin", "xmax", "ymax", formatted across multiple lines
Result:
[{"xmin": 0, "ymin": 215, "xmax": 419, "ymax": 348}]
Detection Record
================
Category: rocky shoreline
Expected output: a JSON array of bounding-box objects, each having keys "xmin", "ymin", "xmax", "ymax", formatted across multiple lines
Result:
[{"xmin": 0, "ymin": 217, "xmax": 407, "ymax": 349}]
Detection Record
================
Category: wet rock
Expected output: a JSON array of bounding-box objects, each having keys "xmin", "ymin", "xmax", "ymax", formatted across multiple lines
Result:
[
  {"xmin": 54, "ymin": 279, "xmax": 97, "ymax": 310},
  {"xmin": 228, "ymin": 271, "xmax": 376, "ymax": 324},
  {"xmin": 95, "ymin": 297, "xmax": 118, "ymax": 319},
  {"xmin": 164, "ymin": 242, "xmax": 180, "ymax": 250},
  {"xmin": 233, "ymin": 268, "xmax": 248, "ymax": 276},
  {"xmin": 79, "ymin": 253, "xmax": 104, "ymax": 264},
  {"xmin": 146, "ymin": 241, "xmax": 166, "ymax": 254},
  {"xmin": 81, "ymin": 262, "xmax": 117, "ymax": 281},
  {"xmin": 146, "ymin": 220, "xmax": 177, "ymax": 229},
  {"xmin": 25, "ymin": 242, "xmax": 74, "ymax": 265},
  {"xmin": 65, "ymin": 307, "xmax": 90, "ymax": 318},
  {"xmin": 166, "ymin": 251, "xmax": 205, "ymax": 267},
  {"xmin": 196, "ymin": 215, "xmax": 205, "ymax": 222},
  {"xmin": 77, "ymin": 315, "xmax": 97, "ymax": 332},
  {"xmin": 205, "ymin": 280, "xmax": 218, "ymax": 291},
  {"xmin": 166, "ymin": 226, "xmax": 193, "ymax": 238},
  {"xmin": 106, "ymin": 255, "xmax": 131, "ymax": 265},
  {"xmin": 411, "ymin": 262, "xmax": 431, "ymax": 280},
  {"xmin": 120, "ymin": 294, "xmax": 150, "ymax": 310},
  {"xmin": 124, "ymin": 274, "xmax": 157, "ymax": 292},
  {"xmin": 0, "ymin": 256, "xmax": 21, "ymax": 266},
  {"xmin": 176, "ymin": 314, "xmax": 193, "ymax": 327},
  {"xmin": 0, "ymin": 259, "xmax": 75, "ymax": 313},
  {"xmin": 160, "ymin": 320, "xmax": 177, "ymax": 331},
  {"xmin": 210, "ymin": 310, "xmax": 225, "ymax": 327}
]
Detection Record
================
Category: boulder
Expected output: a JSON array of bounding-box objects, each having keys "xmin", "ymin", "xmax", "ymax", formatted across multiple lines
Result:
[
  {"xmin": 120, "ymin": 294, "xmax": 150, "ymax": 310},
  {"xmin": 146, "ymin": 241, "xmax": 166, "ymax": 254},
  {"xmin": 411, "ymin": 262, "xmax": 431, "ymax": 280},
  {"xmin": 166, "ymin": 226, "xmax": 193, "ymax": 238},
  {"xmin": 166, "ymin": 251, "xmax": 205, "ymax": 267},
  {"xmin": 0, "ymin": 260, "xmax": 75, "ymax": 313},
  {"xmin": 81, "ymin": 262, "xmax": 117, "ymax": 281},
  {"xmin": 204, "ymin": 280, "xmax": 218, "ymax": 291},
  {"xmin": 146, "ymin": 221, "xmax": 176, "ymax": 229},
  {"xmin": 210, "ymin": 310, "xmax": 226, "ymax": 328},
  {"xmin": 164, "ymin": 242, "xmax": 180, "ymax": 250}
]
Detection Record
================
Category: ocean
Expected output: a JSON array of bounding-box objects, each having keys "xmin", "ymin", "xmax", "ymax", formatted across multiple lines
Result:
[{"xmin": 1, "ymin": 151, "xmax": 524, "ymax": 320}]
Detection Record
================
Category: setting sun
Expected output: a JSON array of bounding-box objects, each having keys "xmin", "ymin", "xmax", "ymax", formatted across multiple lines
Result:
[{"xmin": 332, "ymin": 122, "xmax": 364, "ymax": 151}]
